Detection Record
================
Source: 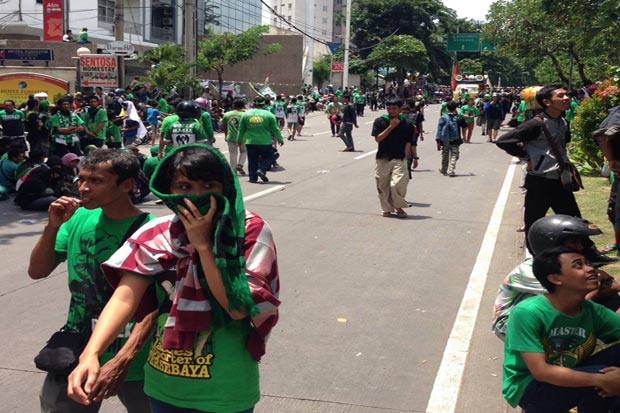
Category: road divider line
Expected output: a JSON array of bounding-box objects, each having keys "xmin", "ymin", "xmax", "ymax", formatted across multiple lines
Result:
[
  {"xmin": 313, "ymin": 131, "xmax": 331, "ymax": 136},
  {"xmin": 425, "ymin": 158, "xmax": 518, "ymax": 413},
  {"xmin": 354, "ymin": 150, "xmax": 378, "ymax": 160},
  {"xmin": 243, "ymin": 185, "xmax": 286, "ymax": 202}
]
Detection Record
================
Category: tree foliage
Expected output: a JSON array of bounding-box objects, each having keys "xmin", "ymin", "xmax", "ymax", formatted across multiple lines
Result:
[
  {"xmin": 351, "ymin": 0, "xmax": 461, "ymax": 84},
  {"xmin": 197, "ymin": 25, "xmax": 281, "ymax": 97},
  {"xmin": 365, "ymin": 35, "xmax": 429, "ymax": 81},
  {"xmin": 139, "ymin": 42, "xmax": 199, "ymax": 97},
  {"xmin": 484, "ymin": 0, "xmax": 620, "ymax": 88},
  {"xmin": 313, "ymin": 55, "xmax": 331, "ymax": 87}
]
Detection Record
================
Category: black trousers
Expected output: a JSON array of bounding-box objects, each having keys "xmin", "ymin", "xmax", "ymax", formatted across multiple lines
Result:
[{"xmin": 523, "ymin": 174, "xmax": 593, "ymax": 252}]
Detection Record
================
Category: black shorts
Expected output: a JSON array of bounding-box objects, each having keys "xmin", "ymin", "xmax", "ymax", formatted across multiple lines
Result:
[{"xmin": 298, "ymin": 117, "xmax": 305, "ymax": 126}]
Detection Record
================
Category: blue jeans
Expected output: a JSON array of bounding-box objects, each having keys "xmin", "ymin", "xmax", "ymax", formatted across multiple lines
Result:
[
  {"xmin": 246, "ymin": 144, "xmax": 274, "ymax": 182},
  {"xmin": 339, "ymin": 123, "xmax": 354, "ymax": 149},
  {"xmin": 519, "ymin": 344, "xmax": 620, "ymax": 413},
  {"xmin": 148, "ymin": 397, "xmax": 254, "ymax": 413}
]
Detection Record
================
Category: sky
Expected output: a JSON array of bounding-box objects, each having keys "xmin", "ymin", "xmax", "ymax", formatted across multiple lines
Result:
[{"xmin": 441, "ymin": 0, "xmax": 495, "ymax": 21}]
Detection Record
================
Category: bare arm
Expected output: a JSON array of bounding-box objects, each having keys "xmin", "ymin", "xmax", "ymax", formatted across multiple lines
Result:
[
  {"xmin": 374, "ymin": 118, "xmax": 400, "ymax": 143},
  {"xmin": 522, "ymin": 351, "xmax": 620, "ymax": 394},
  {"xmin": 28, "ymin": 196, "xmax": 81, "ymax": 279},
  {"xmin": 67, "ymin": 272, "xmax": 151, "ymax": 405},
  {"xmin": 87, "ymin": 307, "xmax": 158, "ymax": 402}
]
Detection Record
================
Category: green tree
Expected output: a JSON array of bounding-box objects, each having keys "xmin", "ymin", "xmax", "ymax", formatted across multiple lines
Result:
[
  {"xmin": 313, "ymin": 55, "xmax": 331, "ymax": 88},
  {"xmin": 139, "ymin": 42, "xmax": 199, "ymax": 98},
  {"xmin": 484, "ymin": 0, "xmax": 620, "ymax": 88},
  {"xmin": 365, "ymin": 35, "xmax": 429, "ymax": 82},
  {"xmin": 197, "ymin": 25, "xmax": 281, "ymax": 97},
  {"xmin": 351, "ymin": 0, "xmax": 461, "ymax": 84}
]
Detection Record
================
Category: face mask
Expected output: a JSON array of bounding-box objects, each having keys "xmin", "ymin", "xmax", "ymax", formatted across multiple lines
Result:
[{"xmin": 161, "ymin": 191, "xmax": 226, "ymax": 217}]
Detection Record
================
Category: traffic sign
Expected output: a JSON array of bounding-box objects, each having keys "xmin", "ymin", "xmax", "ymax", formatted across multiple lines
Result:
[
  {"xmin": 447, "ymin": 33, "xmax": 481, "ymax": 52},
  {"xmin": 100, "ymin": 41, "xmax": 135, "ymax": 56}
]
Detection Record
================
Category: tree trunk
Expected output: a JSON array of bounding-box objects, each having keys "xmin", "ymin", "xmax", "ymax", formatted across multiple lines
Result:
[
  {"xmin": 544, "ymin": 50, "xmax": 570, "ymax": 85},
  {"xmin": 568, "ymin": 43, "xmax": 592, "ymax": 86}
]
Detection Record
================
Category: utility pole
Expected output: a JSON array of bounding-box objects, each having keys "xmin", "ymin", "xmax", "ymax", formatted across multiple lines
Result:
[
  {"xmin": 342, "ymin": 0, "xmax": 351, "ymax": 89},
  {"xmin": 63, "ymin": 0, "xmax": 70, "ymax": 35},
  {"xmin": 115, "ymin": 0, "xmax": 125, "ymax": 88},
  {"xmin": 184, "ymin": 0, "xmax": 196, "ymax": 98}
]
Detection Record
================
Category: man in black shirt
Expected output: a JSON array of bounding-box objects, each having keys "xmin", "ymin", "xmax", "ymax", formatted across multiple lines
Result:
[
  {"xmin": 339, "ymin": 94, "xmax": 358, "ymax": 151},
  {"xmin": 371, "ymin": 98, "xmax": 415, "ymax": 218}
]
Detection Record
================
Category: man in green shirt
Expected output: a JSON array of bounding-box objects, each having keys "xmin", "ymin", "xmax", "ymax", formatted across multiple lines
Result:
[
  {"xmin": 194, "ymin": 97, "xmax": 215, "ymax": 144},
  {"xmin": 162, "ymin": 101, "xmax": 208, "ymax": 151},
  {"xmin": 29, "ymin": 149, "xmax": 156, "ymax": 413},
  {"xmin": 48, "ymin": 97, "xmax": 85, "ymax": 157},
  {"xmin": 157, "ymin": 98, "xmax": 181, "ymax": 159},
  {"xmin": 221, "ymin": 99, "xmax": 246, "ymax": 175},
  {"xmin": 503, "ymin": 246, "xmax": 620, "ymax": 412},
  {"xmin": 157, "ymin": 93, "xmax": 170, "ymax": 115},
  {"xmin": 0, "ymin": 99, "xmax": 26, "ymax": 152},
  {"xmin": 82, "ymin": 95, "xmax": 108, "ymax": 148},
  {"xmin": 238, "ymin": 96, "xmax": 283, "ymax": 183},
  {"xmin": 459, "ymin": 98, "xmax": 478, "ymax": 143}
]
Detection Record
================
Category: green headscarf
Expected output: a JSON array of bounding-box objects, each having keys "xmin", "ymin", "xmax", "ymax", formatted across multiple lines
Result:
[{"xmin": 150, "ymin": 143, "xmax": 256, "ymax": 322}]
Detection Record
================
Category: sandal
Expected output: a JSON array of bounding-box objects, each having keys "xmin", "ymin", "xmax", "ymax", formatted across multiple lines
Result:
[{"xmin": 601, "ymin": 243, "xmax": 619, "ymax": 254}]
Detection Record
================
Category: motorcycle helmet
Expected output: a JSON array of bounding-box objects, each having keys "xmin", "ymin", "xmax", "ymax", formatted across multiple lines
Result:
[
  {"xmin": 176, "ymin": 100, "xmax": 199, "ymax": 119},
  {"xmin": 194, "ymin": 97, "xmax": 208, "ymax": 109},
  {"xmin": 528, "ymin": 215, "xmax": 602, "ymax": 256}
]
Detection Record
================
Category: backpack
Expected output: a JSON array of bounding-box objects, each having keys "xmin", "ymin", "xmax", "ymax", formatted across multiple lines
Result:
[{"xmin": 440, "ymin": 114, "xmax": 459, "ymax": 141}]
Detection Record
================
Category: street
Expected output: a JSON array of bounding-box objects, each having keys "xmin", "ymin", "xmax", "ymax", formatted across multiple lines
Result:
[{"xmin": 0, "ymin": 104, "xmax": 525, "ymax": 412}]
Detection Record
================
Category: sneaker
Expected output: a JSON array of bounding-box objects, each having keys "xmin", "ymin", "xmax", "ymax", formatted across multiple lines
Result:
[
  {"xmin": 257, "ymin": 170, "xmax": 269, "ymax": 182},
  {"xmin": 439, "ymin": 169, "xmax": 447, "ymax": 175},
  {"xmin": 449, "ymin": 171, "xmax": 456, "ymax": 177},
  {"xmin": 236, "ymin": 164, "xmax": 246, "ymax": 176},
  {"xmin": 248, "ymin": 179, "xmax": 258, "ymax": 183}
]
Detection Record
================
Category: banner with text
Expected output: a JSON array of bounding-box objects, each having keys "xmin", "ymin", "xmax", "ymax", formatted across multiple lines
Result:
[
  {"xmin": 79, "ymin": 55, "xmax": 118, "ymax": 88},
  {"xmin": 43, "ymin": 0, "xmax": 63, "ymax": 41}
]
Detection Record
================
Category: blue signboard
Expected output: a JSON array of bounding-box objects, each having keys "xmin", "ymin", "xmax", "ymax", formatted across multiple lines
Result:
[{"xmin": 0, "ymin": 48, "xmax": 55, "ymax": 61}]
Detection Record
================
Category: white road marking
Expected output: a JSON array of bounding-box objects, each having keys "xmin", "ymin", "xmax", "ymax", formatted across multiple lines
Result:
[
  {"xmin": 243, "ymin": 185, "xmax": 286, "ymax": 202},
  {"xmin": 354, "ymin": 150, "xmax": 378, "ymax": 160},
  {"xmin": 425, "ymin": 158, "xmax": 518, "ymax": 413},
  {"xmin": 313, "ymin": 131, "xmax": 332, "ymax": 136}
]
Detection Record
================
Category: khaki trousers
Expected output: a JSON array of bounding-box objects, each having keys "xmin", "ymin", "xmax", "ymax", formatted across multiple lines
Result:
[{"xmin": 375, "ymin": 158, "xmax": 409, "ymax": 212}]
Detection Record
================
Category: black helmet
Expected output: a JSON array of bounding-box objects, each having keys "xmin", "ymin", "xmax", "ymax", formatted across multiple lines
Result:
[
  {"xmin": 176, "ymin": 100, "xmax": 199, "ymax": 118},
  {"xmin": 528, "ymin": 215, "xmax": 602, "ymax": 255}
]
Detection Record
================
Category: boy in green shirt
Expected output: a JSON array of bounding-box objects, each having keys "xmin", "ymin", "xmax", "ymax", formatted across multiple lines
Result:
[
  {"xmin": 82, "ymin": 95, "xmax": 108, "ymax": 148},
  {"xmin": 459, "ymin": 98, "xmax": 478, "ymax": 143},
  {"xmin": 105, "ymin": 110, "xmax": 123, "ymax": 149},
  {"xmin": 503, "ymin": 246, "xmax": 620, "ymax": 412},
  {"xmin": 221, "ymin": 99, "xmax": 246, "ymax": 175}
]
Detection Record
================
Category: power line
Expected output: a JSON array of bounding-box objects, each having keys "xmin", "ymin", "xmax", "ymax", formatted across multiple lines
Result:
[{"xmin": 259, "ymin": 0, "xmax": 329, "ymax": 45}]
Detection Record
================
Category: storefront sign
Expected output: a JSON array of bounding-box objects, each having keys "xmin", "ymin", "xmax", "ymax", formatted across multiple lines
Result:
[
  {"xmin": 79, "ymin": 54, "xmax": 118, "ymax": 87},
  {"xmin": 0, "ymin": 73, "xmax": 68, "ymax": 103},
  {"xmin": 0, "ymin": 48, "xmax": 54, "ymax": 61}
]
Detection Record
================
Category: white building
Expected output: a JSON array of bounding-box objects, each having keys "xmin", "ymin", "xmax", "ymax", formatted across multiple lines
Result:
[{"xmin": 0, "ymin": 0, "xmax": 263, "ymax": 46}]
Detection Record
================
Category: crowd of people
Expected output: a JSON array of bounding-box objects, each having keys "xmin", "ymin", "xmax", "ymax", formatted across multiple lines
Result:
[{"xmin": 8, "ymin": 78, "xmax": 620, "ymax": 413}]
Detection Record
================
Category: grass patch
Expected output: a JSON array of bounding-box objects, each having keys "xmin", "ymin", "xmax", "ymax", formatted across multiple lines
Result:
[{"xmin": 575, "ymin": 176, "xmax": 620, "ymax": 273}]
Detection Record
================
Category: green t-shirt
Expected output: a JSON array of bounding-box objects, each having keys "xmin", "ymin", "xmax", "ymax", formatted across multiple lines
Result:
[
  {"xmin": 221, "ymin": 110, "xmax": 244, "ymax": 143},
  {"xmin": 238, "ymin": 108, "xmax": 283, "ymax": 145},
  {"xmin": 503, "ymin": 295, "xmax": 620, "ymax": 407},
  {"xmin": 82, "ymin": 107, "xmax": 108, "ymax": 140},
  {"xmin": 48, "ymin": 111, "xmax": 85, "ymax": 144},
  {"xmin": 55, "ymin": 208, "xmax": 154, "ymax": 381},
  {"xmin": 142, "ymin": 156, "xmax": 160, "ymax": 179},
  {"xmin": 565, "ymin": 99, "xmax": 579, "ymax": 122},
  {"xmin": 516, "ymin": 100, "xmax": 527, "ymax": 122},
  {"xmin": 198, "ymin": 110, "xmax": 214, "ymax": 142},
  {"xmin": 460, "ymin": 104, "xmax": 479, "ymax": 123},
  {"xmin": 164, "ymin": 118, "xmax": 208, "ymax": 146},
  {"xmin": 160, "ymin": 114, "xmax": 179, "ymax": 135},
  {"xmin": 272, "ymin": 101, "xmax": 287, "ymax": 119},
  {"xmin": 325, "ymin": 102, "xmax": 342, "ymax": 115},
  {"xmin": 0, "ymin": 109, "xmax": 25, "ymax": 136},
  {"xmin": 144, "ymin": 312, "xmax": 259, "ymax": 412},
  {"xmin": 286, "ymin": 104, "xmax": 301, "ymax": 123},
  {"xmin": 106, "ymin": 123, "xmax": 122, "ymax": 143},
  {"xmin": 158, "ymin": 98, "xmax": 170, "ymax": 114}
]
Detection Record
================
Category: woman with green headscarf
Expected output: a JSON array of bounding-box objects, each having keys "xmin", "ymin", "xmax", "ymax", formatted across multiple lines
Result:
[{"xmin": 67, "ymin": 144, "xmax": 281, "ymax": 413}]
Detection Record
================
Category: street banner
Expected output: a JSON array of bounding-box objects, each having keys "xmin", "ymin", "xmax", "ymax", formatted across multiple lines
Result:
[
  {"xmin": 43, "ymin": 0, "xmax": 63, "ymax": 41},
  {"xmin": 79, "ymin": 55, "xmax": 118, "ymax": 88}
]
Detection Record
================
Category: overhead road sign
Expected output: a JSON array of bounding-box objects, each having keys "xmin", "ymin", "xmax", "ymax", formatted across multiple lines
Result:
[{"xmin": 447, "ymin": 33, "xmax": 496, "ymax": 52}]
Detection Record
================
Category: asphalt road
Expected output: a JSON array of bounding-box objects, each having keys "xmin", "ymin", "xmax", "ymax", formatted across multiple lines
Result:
[{"xmin": 0, "ymin": 105, "xmax": 525, "ymax": 412}]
